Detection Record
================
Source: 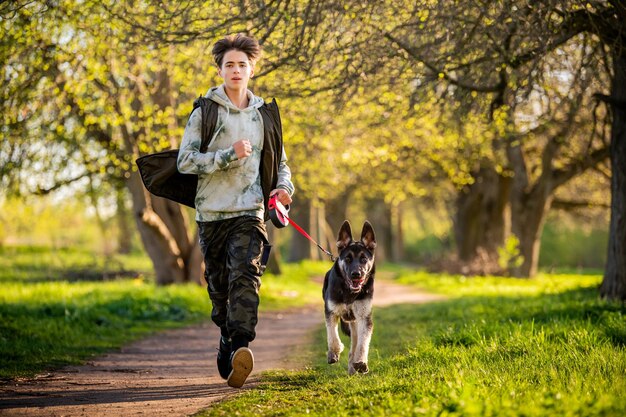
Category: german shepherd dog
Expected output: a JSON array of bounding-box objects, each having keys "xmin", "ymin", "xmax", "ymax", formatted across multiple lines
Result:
[{"xmin": 323, "ymin": 220, "xmax": 376, "ymax": 375}]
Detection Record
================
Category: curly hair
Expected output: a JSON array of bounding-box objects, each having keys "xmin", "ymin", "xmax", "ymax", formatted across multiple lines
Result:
[{"xmin": 212, "ymin": 34, "xmax": 262, "ymax": 68}]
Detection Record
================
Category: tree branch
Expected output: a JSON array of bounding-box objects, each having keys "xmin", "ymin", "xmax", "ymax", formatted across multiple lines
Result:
[
  {"xmin": 553, "ymin": 146, "xmax": 610, "ymax": 189},
  {"xmin": 552, "ymin": 198, "xmax": 610, "ymax": 210},
  {"xmin": 382, "ymin": 31, "xmax": 503, "ymax": 93},
  {"xmin": 593, "ymin": 93, "xmax": 626, "ymax": 109},
  {"xmin": 34, "ymin": 172, "xmax": 91, "ymax": 195}
]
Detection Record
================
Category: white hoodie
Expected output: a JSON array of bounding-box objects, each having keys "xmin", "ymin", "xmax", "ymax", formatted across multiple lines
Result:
[{"xmin": 177, "ymin": 85, "xmax": 294, "ymax": 222}]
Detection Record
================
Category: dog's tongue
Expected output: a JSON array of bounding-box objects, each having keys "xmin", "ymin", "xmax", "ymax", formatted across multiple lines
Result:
[{"xmin": 350, "ymin": 277, "xmax": 365, "ymax": 291}]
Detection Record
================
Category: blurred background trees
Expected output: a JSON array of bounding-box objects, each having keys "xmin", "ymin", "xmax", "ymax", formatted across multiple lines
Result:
[{"xmin": 1, "ymin": 1, "xmax": 621, "ymax": 299}]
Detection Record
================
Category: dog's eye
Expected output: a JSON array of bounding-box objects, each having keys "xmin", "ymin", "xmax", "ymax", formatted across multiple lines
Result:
[
  {"xmin": 345, "ymin": 256, "xmax": 352, "ymax": 263},
  {"xmin": 360, "ymin": 256, "xmax": 367, "ymax": 263}
]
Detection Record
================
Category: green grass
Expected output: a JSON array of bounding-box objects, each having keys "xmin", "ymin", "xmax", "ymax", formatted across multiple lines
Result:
[
  {"xmin": 0, "ymin": 279, "xmax": 209, "ymax": 379},
  {"xmin": 200, "ymin": 271, "xmax": 626, "ymax": 417},
  {"xmin": 0, "ymin": 247, "xmax": 326, "ymax": 379},
  {"xmin": 258, "ymin": 260, "xmax": 327, "ymax": 310},
  {"xmin": 0, "ymin": 245, "xmax": 154, "ymax": 282}
]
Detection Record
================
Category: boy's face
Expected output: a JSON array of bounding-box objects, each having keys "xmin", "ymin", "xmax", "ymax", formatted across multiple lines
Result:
[{"xmin": 218, "ymin": 49, "xmax": 254, "ymax": 90}]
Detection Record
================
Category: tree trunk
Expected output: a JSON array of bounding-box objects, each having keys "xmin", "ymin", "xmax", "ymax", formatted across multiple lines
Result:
[
  {"xmin": 390, "ymin": 201, "xmax": 405, "ymax": 262},
  {"xmin": 186, "ymin": 227, "xmax": 204, "ymax": 284},
  {"xmin": 308, "ymin": 200, "xmax": 320, "ymax": 261},
  {"xmin": 365, "ymin": 198, "xmax": 392, "ymax": 263},
  {"xmin": 116, "ymin": 187, "xmax": 133, "ymax": 254},
  {"xmin": 126, "ymin": 171, "xmax": 190, "ymax": 284},
  {"xmin": 149, "ymin": 196, "xmax": 201, "ymax": 283},
  {"xmin": 323, "ymin": 194, "xmax": 351, "ymax": 258},
  {"xmin": 287, "ymin": 197, "xmax": 313, "ymax": 262},
  {"xmin": 601, "ymin": 52, "xmax": 626, "ymax": 301},
  {"xmin": 325, "ymin": 195, "xmax": 350, "ymax": 232},
  {"xmin": 509, "ymin": 184, "xmax": 553, "ymax": 277},
  {"xmin": 266, "ymin": 224, "xmax": 282, "ymax": 275},
  {"xmin": 314, "ymin": 201, "xmax": 337, "ymax": 261},
  {"xmin": 505, "ymin": 133, "xmax": 553, "ymax": 278},
  {"xmin": 454, "ymin": 166, "xmax": 511, "ymax": 261}
]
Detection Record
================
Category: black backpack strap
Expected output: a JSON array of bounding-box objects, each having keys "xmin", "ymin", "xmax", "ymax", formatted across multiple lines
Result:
[{"xmin": 192, "ymin": 96, "xmax": 219, "ymax": 153}]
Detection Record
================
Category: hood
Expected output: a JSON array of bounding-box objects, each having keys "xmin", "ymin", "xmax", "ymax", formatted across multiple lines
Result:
[{"xmin": 205, "ymin": 84, "xmax": 264, "ymax": 113}]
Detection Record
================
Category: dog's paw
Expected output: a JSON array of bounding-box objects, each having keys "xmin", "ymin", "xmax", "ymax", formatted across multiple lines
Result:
[
  {"xmin": 351, "ymin": 362, "xmax": 369, "ymax": 374},
  {"xmin": 327, "ymin": 351, "xmax": 340, "ymax": 364}
]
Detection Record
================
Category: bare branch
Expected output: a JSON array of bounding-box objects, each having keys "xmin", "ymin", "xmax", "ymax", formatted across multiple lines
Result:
[
  {"xmin": 552, "ymin": 198, "xmax": 610, "ymax": 210},
  {"xmin": 553, "ymin": 146, "xmax": 610, "ymax": 189},
  {"xmin": 34, "ymin": 172, "xmax": 91, "ymax": 195}
]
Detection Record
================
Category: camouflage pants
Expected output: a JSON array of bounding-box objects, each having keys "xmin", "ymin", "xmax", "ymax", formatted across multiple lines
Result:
[{"xmin": 197, "ymin": 216, "xmax": 269, "ymax": 342}]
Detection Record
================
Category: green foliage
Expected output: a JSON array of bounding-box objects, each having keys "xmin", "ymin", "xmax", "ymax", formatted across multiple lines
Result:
[
  {"xmin": 200, "ymin": 272, "xmax": 625, "ymax": 417},
  {"xmin": 402, "ymin": 201, "xmax": 453, "ymax": 262},
  {"xmin": 539, "ymin": 220, "xmax": 608, "ymax": 270},
  {"xmin": 497, "ymin": 235, "xmax": 524, "ymax": 272},
  {"xmin": 0, "ymin": 196, "xmax": 116, "ymax": 251},
  {"xmin": 1, "ymin": 0, "xmax": 612, "ymax": 283},
  {"xmin": 0, "ymin": 247, "xmax": 326, "ymax": 379}
]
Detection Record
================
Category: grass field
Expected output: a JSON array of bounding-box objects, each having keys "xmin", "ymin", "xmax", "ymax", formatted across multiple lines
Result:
[
  {"xmin": 2, "ymin": 246, "xmax": 624, "ymax": 416},
  {"xmin": 0, "ymin": 246, "xmax": 324, "ymax": 379},
  {"xmin": 201, "ymin": 270, "xmax": 626, "ymax": 417}
]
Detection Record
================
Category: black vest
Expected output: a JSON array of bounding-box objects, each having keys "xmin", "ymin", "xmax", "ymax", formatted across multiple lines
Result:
[{"xmin": 194, "ymin": 97, "xmax": 285, "ymax": 221}]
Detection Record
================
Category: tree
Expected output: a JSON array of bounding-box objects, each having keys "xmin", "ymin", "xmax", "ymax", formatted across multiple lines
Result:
[
  {"xmin": 0, "ymin": 0, "xmax": 351, "ymax": 283},
  {"xmin": 374, "ymin": 1, "xmax": 614, "ymax": 280}
]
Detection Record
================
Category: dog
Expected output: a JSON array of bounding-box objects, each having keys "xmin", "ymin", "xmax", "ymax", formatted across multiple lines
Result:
[{"xmin": 322, "ymin": 220, "xmax": 376, "ymax": 375}]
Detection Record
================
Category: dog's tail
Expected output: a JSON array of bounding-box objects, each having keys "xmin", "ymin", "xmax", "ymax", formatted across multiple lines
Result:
[{"xmin": 340, "ymin": 319, "xmax": 350, "ymax": 336}]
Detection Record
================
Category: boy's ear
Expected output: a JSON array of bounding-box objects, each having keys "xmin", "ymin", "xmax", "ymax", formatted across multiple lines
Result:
[{"xmin": 336, "ymin": 221, "xmax": 353, "ymax": 251}]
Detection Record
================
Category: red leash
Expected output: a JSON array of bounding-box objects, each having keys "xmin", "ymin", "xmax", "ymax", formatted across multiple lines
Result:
[{"xmin": 268, "ymin": 196, "xmax": 336, "ymax": 262}]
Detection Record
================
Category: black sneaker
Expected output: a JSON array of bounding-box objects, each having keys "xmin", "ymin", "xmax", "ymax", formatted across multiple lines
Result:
[
  {"xmin": 227, "ymin": 347, "xmax": 254, "ymax": 388},
  {"xmin": 216, "ymin": 336, "xmax": 232, "ymax": 380}
]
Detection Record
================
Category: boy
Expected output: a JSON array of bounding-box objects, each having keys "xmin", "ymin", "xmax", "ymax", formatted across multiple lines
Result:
[{"xmin": 177, "ymin": 34, "xmax": 294, "ymax": 388}]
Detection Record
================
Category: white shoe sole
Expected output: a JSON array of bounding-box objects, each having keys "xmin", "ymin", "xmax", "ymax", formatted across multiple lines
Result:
[{"xmin": 227, "ymin": 348, "xmax": 254, "ymax": 388}]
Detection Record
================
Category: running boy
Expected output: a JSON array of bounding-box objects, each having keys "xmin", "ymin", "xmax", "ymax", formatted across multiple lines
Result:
[{"xmin": 177, "ymin": 34, "xmax": 294, "ymax": 388}]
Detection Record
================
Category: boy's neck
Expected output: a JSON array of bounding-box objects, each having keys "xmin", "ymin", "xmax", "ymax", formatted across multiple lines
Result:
[{"xmin": 224, "ymin": 86, "xmax": 249, "ymax": 109}]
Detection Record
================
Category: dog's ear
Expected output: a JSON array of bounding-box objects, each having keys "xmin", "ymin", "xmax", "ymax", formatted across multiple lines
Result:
[
  {"xmin": 337, "ymin": 220, "xmax": 353, "ymax": 251},
  {"xmin": 360, "ymin": 221, "xmax": 376, "ymax": 251}
]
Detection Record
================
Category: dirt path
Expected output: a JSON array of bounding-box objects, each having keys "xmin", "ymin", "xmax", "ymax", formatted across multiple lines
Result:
[{"xmin": 0, "ymin": 280, "xmax": 442, "ymax": 417}]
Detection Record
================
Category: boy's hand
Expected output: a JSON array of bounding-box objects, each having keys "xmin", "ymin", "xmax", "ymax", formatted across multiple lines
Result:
[
  {"xmin": 233, "ymin": 139, "xmax": 252, "ymax": 159},
  {"xmin": 270, "ymin": 189, "xmax": 292, "ymax": 205}
]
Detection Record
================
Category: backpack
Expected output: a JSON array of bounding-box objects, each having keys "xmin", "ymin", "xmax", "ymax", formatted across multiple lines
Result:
[{"xmin": 135, "ymin": 97, "xmax": 218, "ymax": 208}]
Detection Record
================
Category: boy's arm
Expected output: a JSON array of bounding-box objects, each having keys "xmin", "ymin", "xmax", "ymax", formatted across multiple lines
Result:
[
  {"xmin": 271, "ymin": 147, "xmax": 295, "ymax": 203},
  {"xmin": 177, "ymin": 108, "xmax": 238, "ymax": 174}
]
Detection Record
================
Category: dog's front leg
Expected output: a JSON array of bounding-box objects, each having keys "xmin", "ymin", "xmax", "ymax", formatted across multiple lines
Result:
[
  {"xmin": 347, "ymin": 321, "xmax": 359, "ymax": 375},
  {"xmin": 325, "ymin": 312, "xmax": 344, "ymax": 364},
  {"xmin": 350, "ymin": 303, "xmax": 373, "ymax": 374}
]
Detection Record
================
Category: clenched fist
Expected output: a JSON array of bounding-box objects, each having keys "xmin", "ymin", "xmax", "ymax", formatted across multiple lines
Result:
[{"xmin": 233, "ymin": 139, "xmax": 252, "ymax": 159}]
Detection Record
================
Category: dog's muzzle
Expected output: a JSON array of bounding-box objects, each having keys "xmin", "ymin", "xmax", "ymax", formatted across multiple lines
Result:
[{"xmin": 349, "ymin": 274, "xmax": 366, "ymax": 292}]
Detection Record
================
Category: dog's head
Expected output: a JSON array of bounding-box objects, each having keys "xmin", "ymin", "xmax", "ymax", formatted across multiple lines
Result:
[{"xmin": 336, "ymin": 220, "xmax": 376, "ymax": 293}]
